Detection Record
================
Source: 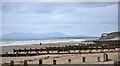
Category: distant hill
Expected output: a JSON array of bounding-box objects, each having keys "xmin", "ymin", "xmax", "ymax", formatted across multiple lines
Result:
[
  {"xmin": 99, "ymin": 31, "xmax": 120, "ymax": 40},
  {"xmin": 2, "ymin": 32, "xmax": 93, "ymax": 39},
  {"xmin": 70, "ymin": 35, "xmax": 92, "ymax": 37}
]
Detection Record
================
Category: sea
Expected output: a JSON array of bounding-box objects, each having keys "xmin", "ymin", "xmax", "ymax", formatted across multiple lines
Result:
[{"xmin": 0, "ymin": 39, "xmax": 88, "ymax": 47}]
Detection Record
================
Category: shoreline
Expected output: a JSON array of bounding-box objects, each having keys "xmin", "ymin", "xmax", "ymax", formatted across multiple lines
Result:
[
  {"xmin": 1, "ymin": 42, "xmax": 94, "ymax": 54},
  {"xmin": 1, "ymin": 38, "xmax": 98, "ymax": 47}
]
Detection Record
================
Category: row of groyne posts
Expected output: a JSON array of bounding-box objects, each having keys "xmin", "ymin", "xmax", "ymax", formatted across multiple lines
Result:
[
  {"xmin": 7, "ymin": 53, "xmax": 111, "ymax": 66},
  {"xmin": 2, "ymin": 40, "xmax": 120, "ymax": 57},
  {"xmin": 6, "ymin": 53, "xmax": 120, "ymax": 66}
]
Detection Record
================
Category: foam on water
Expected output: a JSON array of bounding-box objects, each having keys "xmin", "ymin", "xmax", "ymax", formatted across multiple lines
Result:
[{"xmin": 0, "ymin": 39, "xmax": 86, "ymax": 46}]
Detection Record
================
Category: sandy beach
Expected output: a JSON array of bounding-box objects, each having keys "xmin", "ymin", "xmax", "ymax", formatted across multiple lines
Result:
[
  {"xmin": 0, "ymin": 41, "xmax": 119, "ymax": 65},
  {"xmin": 1, "ymin": 52, "xmax": 119, "ymax": 65}
]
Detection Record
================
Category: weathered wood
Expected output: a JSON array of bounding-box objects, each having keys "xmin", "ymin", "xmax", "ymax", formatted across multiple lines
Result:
[
  {"xmin": 6, "ymin": 52, "xmax": 8, "ymax": 57},
  {"xmin": 89, "ymin": 47, "xmax": 92, "ymax": 53},
  {"xmin": 62, "ymin": 46, "xmax": 65, "ymax": 51},
  {"xmin": 10, "ymin": 61, "xmax": 14, "ymax": 66},
  {"xmin": 13, "ymin": 49, "xmax": 15, "ymax": 53},
  {"xmin": 53, "ymin": 60, "xmax": 56, "ymax": 65},
  {"xmin": 102, "ymin": 45, "xmax": 104, "ymax": 51},
  {"xmin": 26, "ymin": 52, "xmax": 28, "ymax": 56},
  {"xmin": 24, "ymin": 60, "xmax": 27, "ymax": 66},
  {"xmin": 2, "ymin": 40, "xmax": 120, "ymax": 57},
  {"xmin": 46, "ymin": 47, "xmax": 49, "ymax": 54},
  {"xmin": 1, "ymin": 50, "xmax": 119, "ymax": 57},
  {"xmin": 37, "ymin": 51, "xmax": 39, "ymax": 55},
  {"xmin": 39, "ymin": 59, "xmax": 42, "ymax": 65},
  {"xmin": 108, "ymin": 45, "xmax": 110, "ymax": 51},
  {"xmin": 73, "ymin": 45, "xmax": 75, "ymax": 51},
  {"xmin": 35, "ymin": 48, "xmax": 37, "ymax": 52},
  {"xmin": 13, "ymin": 41, "xmax": 119, "ymax": 53},
  {"xmin": 68, "ymin": 59, "xmax": 71, "ymax": 63},
  {"xmin": 103, "ymin": 53, "xmax": 108, "ymax": 61},
  {"xmin": 82, "ymin": 57, "xmax": 85, "ymax": 62},
  {"xmin": 68, "ymin": 47, "xmax": 70, "ymax": 54},
  {"xmin": 51, "ymin": 47, "xmax": 53, "ymax": 52},
  {"xmin": 16, "ymin": 52, "xmax": 19, "ymax": 57},
  {"xmin": 41, "ymin": 48, "xmax": 42, "ymax": 52},
  {"xmin": 24, "ymin": 48, "xmax": 26, "ymax": 53},
  {"xmin": 30, "ymin": 48, "xmax": 32, "ymax": 53},
  {"xmin": 98, "ymin": 57, "xmax": 100, "ymax": 62},
  {"xmin": 57, "ymin": 47, "xmax": 60, "ymax": 54},
  {"xmin": 96, "ymin": 46, "xmax": 98, "ymax": 51},
  {"xmin": 19, "ymin": 49, "xmax": 21, "ymax": 53},
  {"xmin": 79, "ymin": 45, "xmax": 81, "ymax": 53}
]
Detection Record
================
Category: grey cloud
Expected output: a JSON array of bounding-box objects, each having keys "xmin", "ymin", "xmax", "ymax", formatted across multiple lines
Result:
[
  {"xmin": 2, "ymin": 2, "xmax": 118, "ymax": 36},
  {"xmin": 2, "ymin": 2, "xmax": 117, "ymax": 14}
]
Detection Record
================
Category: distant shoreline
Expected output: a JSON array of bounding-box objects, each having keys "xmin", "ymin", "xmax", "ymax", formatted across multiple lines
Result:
[
  {"xmin": 0, "ymin": 38, "xmax": 98, "ymax": 47},
  {"xmin": 1, "ymin": 37, "xmax": 99, "ymax": 40},
  {"xmin": 43, "ymin": 37, "xmax": 99, "ymax": 39}
]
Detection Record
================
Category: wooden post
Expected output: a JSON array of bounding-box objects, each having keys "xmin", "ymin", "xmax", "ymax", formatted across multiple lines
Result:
[
  {"xmin": 89, "ymin": 47, "xmax": 92, "ymax": 53},
  {"xmin": 57, "ymin": 47, "xmax": 59, "ymax": 54},
  {"xmin": 103, "ymin": 53, "xmax": 108, "ymax": 61},
  {"xmin": 53, "ymin": 46, "xmax": 55, "ymax": 51},
  {"xmin": 26, "ymin": 52, "xmax": 28, "ymax": 56},
  {"xmin": 46, "ymin": 47, "xmax": 49, "ymax": 54},
  {"xmin": 96, "ymin": 46, "xmax": 98, "ymax": 51},
  {"xmin": 19, "ymin": 48, "xmax": 21, "ymax": 53},
  {"xmin": 108, "ymin": 45, "xmax": 110, "ymax": 51},
  {"xmin": 53, "ymin": 60, "xmax": 56, "ymax": 65},
  {"xmin": 41, "ymin": 48, "xmax": 42, "ymax": 52},
  {"xmin": 68, "ymin": 47, "xmax": 70, "ymax": 54},
  {"xmin": 98, "ymin": 57, "xmax": 100, "ymax": 62},
  {"xmin": 102, "ymin": 46, "xmax": 104, "ymax": 51},
  {"xmin": 13, "ymin": 49, "xmax": 15, "ymax": 53},
  {"xmin": 91, "ymin": 46, "xmax": 93, "ymax": 52},
  {"xmin": 82, "ymin": 57, "xmax": 85, "ymax": 62},
  {"xmin": 68, "ymin": 59, "xmax": 71, "ymax": 63},
  {"xmin": 24, "ymin": 48, "xmax": 26, "ymax": 53},
  {"xmin": 114, "ymin": 46, "xmax": 116, "ymax": 51},
  {"xmin": 84, "ymin": 46, "xmax": 87, "ymax": 51},
  {"xmin": 39, "ymin": 59, "xmax": 42, "ymax": 65},
  {"xmin": 24, "ymin": 60, "xmax": 27, "ymax": 66},
  {"xmin": 73, "ymin": 45, "xmax": 75, "ymax": 51},
  {"xmin": 6, "ymin": 52, "xmax": 8, "ymax": 57},
  {"xmin": 63, "ymin": 46, "xmax": 64, "ymax": 51},
  {"xmin": 10, "ymin": 61, "xmax": 14, "ymax": 66},
  {"xmin": 37, "ymin": 51, "xmax": 39, "ymax": 55},
  {"xmin": 30, "ymin": 48, "xmax": 32, "ymax": 53},
  {"xmin": 65, "ymin": 45, "xmax": 67, "ymax": 47},
  {"xmin": 79, "ymin": 46, "xmax": 81, "ymax": 53},
  {"xmin": 16, "ymin": 52, "xmax": 19, "ymax": 57},
  {"xmin": 51, "ymin": 47, "xmax": 53, "ymax": 52},
  {"xmin": 35, "ymin": 48, "xmax": 37, "ymax": 52},
  {"xmin": 50, "ymin": 46, "xmax": 51, "ymax": 51}
]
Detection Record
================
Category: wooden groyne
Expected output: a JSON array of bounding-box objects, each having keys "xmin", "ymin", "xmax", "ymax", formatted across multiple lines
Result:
[
  {"xmin": 1, "ymin": 40, "xmax": 120, "ymax": 57},
  {"xmin": 2, "ymin": 55, "xmax": 120, "ymax": 66}
]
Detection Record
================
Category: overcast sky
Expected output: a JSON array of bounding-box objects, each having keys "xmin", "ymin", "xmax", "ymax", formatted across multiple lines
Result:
[{"xmin": 2, "ymin": 2, "xmax": 118, "ymax": 37}]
